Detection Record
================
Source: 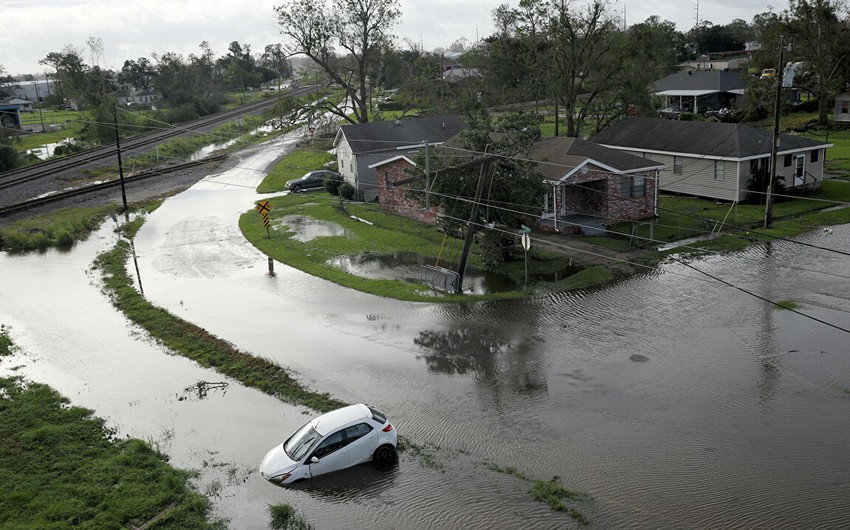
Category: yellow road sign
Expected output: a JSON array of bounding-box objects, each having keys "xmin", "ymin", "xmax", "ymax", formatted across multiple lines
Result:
[{"xmin": 255, "ymin": 200, "xmax": 272, "ymax": 216}]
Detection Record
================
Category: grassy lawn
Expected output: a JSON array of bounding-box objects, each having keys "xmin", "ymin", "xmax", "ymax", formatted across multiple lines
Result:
[
  {"xmin": 240, "ymin": 190, "xmax": 584, "ymax": 301},
  {"xmin": 19, "ymin": 108, "xmax": 80, "ymax": 127},
  {"xmin": 0, "ymin": 333, "xmax": 222, "ymax": 530},
  {"xmin": 256, "ymin": 148, "xmax": 336, "ymax": 193},
  {"xmin": 12, "ymin": 123, "xmax": 84, "ymax": 152},
  {"xmin": 610, "ymin": 179, "xmax": 850, "ymax": 245}
]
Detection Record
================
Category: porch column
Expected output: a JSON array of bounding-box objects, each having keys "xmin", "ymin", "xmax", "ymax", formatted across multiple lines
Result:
[{"xmin": 553, "ymin": 183, "xmax": 558, "ymax": 231}]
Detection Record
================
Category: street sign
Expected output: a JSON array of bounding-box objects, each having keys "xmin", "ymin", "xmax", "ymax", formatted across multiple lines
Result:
[
  {"xmin": 308, "ymin": 125, "xmax": 316, "ymax": 134},
  {"xmin": 521, "ymin": 233, "xmax": 531, "ymax": 251},
  {"xmin": 255, "ymin": 200, "xmax": 272, "ymax": 216},
  {"xmin": 519, "ymin": 224, "xmax": 531, "ymax": 234}
]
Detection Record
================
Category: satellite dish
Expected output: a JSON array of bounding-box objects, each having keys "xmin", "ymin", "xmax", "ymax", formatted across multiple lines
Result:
[{"xmin": 580, "ymin": 165, "xmax": 589, "ymax": 174}]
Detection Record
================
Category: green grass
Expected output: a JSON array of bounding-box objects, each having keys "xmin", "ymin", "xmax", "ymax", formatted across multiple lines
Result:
[
  {"xmin": 240, "ymin": 193, "xmax": 547, "ymax": 302},
  {"xmin": 268, "ymin": 503, "xmax": 313, "ymax": 530},
  {"xmin": 804, "ymin": 128, "xmax": 850, "ymax": 176},
  {"xmin": 0, "ymin": 338, "xmax": 223, "ymax": 530},
  {"xmin": 0, "ymin": 204, "xmax": 116, "ymax": 252},
  {"xmin": 0, "ymin": 327, "xmax": 13, "ymax": 357},
  {"xmin": 19, "ymin": 109, "xmax": 80, "ymax": 127},
  {"xmin": 529, "ymin": 478, "xmax": 589, "ymax": 523},
  {"xmin": 256, "ymin": 149, "xmax": 336, "ymax": 193},
  {"xmin": 12, "ymin": 124, "xmax": 84, "ymax": 152},
  {"xmin": 610, "ymin": 180, "xmax": 850, "ymax": 248},
  {"xmin": 93, "ymin": 241, "xmax": 346, "ymax": 413},
  {"xmin": 775, "ymin": 300, "xmax": 799, "ymax": 310}
]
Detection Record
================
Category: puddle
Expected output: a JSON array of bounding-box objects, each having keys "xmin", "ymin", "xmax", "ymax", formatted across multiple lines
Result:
[
  {"xmin": 26, "ymin": 138, "xmax": 75, "ymax": 160},
  {"xmin": 278, "ymin": 215, "xmax": 351, "ymax": 242}
]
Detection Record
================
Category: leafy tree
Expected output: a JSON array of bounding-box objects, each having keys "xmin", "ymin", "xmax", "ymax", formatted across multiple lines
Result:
[
  {"xmin": 39, "ymin": 46, "xmax": 89, "ymax": 103},
  {"xmin": 0, "ymin": 145, "xmax": 21, "ymax": 172},
  {"xmin": 0, "ymin": 65, "xmax": 12, "ymax": 98},
  {"xmin": 687, "ymin": 19, "xmax": 752, "ymax": 54},
  {"xmin": 118, "ymin": 58, "xmax": 156, "ymax": 90},
  {"xmin": 275, "ymin": 0, "xmax": 402, "ymax": 124},
  {"xmin": 782, "ymin": 0, "xmax": 850, "ymax": 125},
  {"xmin": 417, "ymin": 110, "xmax": 546, "ymax": 255}
]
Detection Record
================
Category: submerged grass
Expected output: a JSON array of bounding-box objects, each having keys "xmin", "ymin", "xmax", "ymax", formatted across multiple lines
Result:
[
  {"xmin": 775, "ymin": 300, "xmax": 800, "ymax": 310},
  {"xmin": 0, "ymin": 204, "xmax": 116, "ymax": 252},
  {"xmin": 0, "ymin": 330, "xmax": 223, "ymax": 529},
  {"xmin": 268, "ymin": 503, "xmax": 313, "ymax": 530},
  {"xmin": 92, "ymin": 241, "xmax": 346, "ymax": 414},
  {"xmin": 529, "ymin": 477, "xmax": 590, "ymax": 524}
]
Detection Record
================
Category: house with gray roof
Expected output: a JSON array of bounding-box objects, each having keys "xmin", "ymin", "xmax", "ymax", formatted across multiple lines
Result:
[
  {"xmin": 654, "ymin": 70, "xmax": 746, "ymax": 115},
  {"xmin": 528, "ymin": 137, "xmax": 664, "ymax": 233},
  {"xmin": 591, "ymin": 118, "xmax": 832, "ymax": 202},
  {"xmin": 333, "ymin": 115, "xmax": 467, "ymax": 201},
  {"xmin": 372, "ymin": 135, "xmax": 663, "ymax": 235}
]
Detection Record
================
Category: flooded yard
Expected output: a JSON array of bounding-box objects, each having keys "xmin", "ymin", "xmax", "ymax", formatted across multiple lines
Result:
[{"xmin": 2, "ymin": 134, "xmax": 849, "ymax": 528}]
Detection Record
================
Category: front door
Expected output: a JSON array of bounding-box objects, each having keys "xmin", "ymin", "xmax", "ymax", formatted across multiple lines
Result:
[{"xmin": 794, "ymin": 154, "xmax": 805, "ymax": 187}]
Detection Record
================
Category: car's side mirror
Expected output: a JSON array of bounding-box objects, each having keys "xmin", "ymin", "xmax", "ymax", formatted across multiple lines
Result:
[{"xmin": 310, "ymin": 456, "xmax": 320, "ymax": 464}]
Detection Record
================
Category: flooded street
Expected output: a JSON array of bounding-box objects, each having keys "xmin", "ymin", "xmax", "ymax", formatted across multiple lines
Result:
[{"xmin": 2, "ymin": 133, "xmax": 850, "ymax": 528}]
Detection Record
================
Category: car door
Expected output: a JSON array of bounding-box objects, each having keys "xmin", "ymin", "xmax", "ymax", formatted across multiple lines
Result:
[
  {"xmin": 342, "ymin": 422, "xmax": 378, "ymax": 466},
  {"xmin": 307, "ymin": 430, "xmax": 349, "ymax": 478}
]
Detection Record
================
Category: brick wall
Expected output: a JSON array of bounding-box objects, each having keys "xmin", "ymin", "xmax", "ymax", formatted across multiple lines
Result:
[{"xmin": 375, "ymin": 159, "xmax": 440, "ymax": 224}]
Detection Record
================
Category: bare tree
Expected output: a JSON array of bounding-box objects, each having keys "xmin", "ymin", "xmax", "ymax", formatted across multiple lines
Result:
[{"xmin": 275, "ymin": 0, "xmax": 401, "ymax": 123}]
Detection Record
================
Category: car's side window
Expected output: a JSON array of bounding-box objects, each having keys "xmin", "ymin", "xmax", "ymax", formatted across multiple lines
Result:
[
  {"xmin": 344, "ymin": 423, "xmax": 373, "ymax": 444},
  {"xmin": 312, "ymin": 431, "xmax": 345, "ymax": 459}
]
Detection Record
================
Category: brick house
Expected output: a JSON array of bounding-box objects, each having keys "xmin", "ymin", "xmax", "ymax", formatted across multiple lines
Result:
[
  {"xmin": 373, "ymin": 136, "xmax": 663, "ymax": 235},
  {"xmin": 530, "ymin": 137, "xmax": 663, "ymax": 234}
]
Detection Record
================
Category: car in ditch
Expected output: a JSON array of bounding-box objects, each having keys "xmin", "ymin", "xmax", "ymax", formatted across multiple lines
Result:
[
  {"xmin": 285, "ymin": 169, "xmax": 340, "ymax": 193},
  {"xmin": 259, "ymin": 403, "xmax": 398, "ymax": 485}
]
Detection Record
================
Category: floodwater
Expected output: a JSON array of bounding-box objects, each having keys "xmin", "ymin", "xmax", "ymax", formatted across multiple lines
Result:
[
  {"xmin": 2, "ymin": 132, "xmax": 850, "ymax": 528},
  {"xmin": 26, "ymin": 138, "xmax": 74, "ymax": 160}
]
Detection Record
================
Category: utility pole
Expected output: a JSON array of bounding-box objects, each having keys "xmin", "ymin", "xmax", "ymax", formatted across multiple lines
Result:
[
  {"xmin": 763, "ymin": 36, "xmax": 784, "ymax": 229},
  {"xmin": 33, "ymin": 81, "xmax": 46, "ymax": 133},
  {"xmin": 113, "ymin": 106, "xmax": 128, "ymax": 211},
  {"xmin": 455, "ymin": 157, "xmax": 492, "ymax": 294},
  {"xmin": 424, "ymin": 141, "xmax": 431, "ymax": 209}
]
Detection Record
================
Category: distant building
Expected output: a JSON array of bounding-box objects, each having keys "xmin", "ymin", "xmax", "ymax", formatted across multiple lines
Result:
[
  {"xmin": 8, "ymin": 79, "xmax": 55, "ymax": 102},
  {"xmin": 2, "ymin": 98, "xmax": 33, "ymax": 112}
]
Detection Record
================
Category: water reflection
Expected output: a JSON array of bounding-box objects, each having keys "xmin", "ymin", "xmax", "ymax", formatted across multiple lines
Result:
[
  {"xmin": 283, "ymin": 460, "xmax": 400, "ymax": 502},
  {"xmin": 414, "ymin": 327, "xmax": 547, "ymax": 395}
]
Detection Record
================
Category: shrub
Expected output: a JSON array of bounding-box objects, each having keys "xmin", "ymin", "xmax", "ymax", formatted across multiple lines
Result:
[
  {"xmin": 323, "ymin": 173, "xmax": 344, "ymax": 196},
  {"xmin": 339, "ymin": 182, "xmax": 356, "ymax": 200},
  {"xmin": 0, "ymin": 144, "xmax": 21, "ymax": 172}
]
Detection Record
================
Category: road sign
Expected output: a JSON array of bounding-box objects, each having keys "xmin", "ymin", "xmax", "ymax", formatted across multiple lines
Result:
[
  {"xmin": 519, "ymin": 224, "xmax": 531, "ymax": 234},
  {"xmin": 255, "ymin": 200, "xmax": 272, "ymax": 216},
  {"xmin": 308, "ymin": 125, "xmax": 316, "ymax": 134},
  {"xmin": 521, "ymin": 233, "xmax": 531, "ymax": 251}
]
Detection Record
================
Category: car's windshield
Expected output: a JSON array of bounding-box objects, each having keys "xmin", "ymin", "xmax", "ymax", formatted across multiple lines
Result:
[{"xmin": 283, "ymin": 423, "xmax": 321, "ymax": 461}]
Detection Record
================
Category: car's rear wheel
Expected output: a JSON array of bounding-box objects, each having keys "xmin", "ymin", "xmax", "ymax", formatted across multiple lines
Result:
[{"xmin": 373, "ymin": 444, "xmax": 396, "ymax": 465}]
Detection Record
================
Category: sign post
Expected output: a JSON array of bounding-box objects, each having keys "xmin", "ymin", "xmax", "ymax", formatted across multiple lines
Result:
[
  {"xmin": 255, "ymin": 200, "xmax": 272, "ymax": 238},
  {"xmin": 520, "ymin": 230, "xmax": 531, "ymax": 286}
]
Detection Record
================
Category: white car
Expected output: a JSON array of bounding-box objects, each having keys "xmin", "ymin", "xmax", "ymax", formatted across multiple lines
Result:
[{"xmin": 260, "ymin": 404, "xmax": 398, "ymax": 485}]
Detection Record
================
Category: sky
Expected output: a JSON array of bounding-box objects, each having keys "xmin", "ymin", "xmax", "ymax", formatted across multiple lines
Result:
[{"xmin": 0, "ymin": 0, "xmax": 790, "ymax": 77}]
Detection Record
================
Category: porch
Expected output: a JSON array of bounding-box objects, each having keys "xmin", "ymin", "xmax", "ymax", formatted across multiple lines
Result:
[{"xmin": 539, "ymin": 213, "xmax": 607, "ymax": 236}]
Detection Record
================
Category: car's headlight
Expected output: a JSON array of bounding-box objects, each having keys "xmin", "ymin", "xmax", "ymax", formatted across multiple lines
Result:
[{"xmin": 269, "ymin": 472, "xmax": 291, "ymax": 484}]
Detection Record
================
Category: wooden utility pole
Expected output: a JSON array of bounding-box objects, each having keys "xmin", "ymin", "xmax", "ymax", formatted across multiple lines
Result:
[
  {"xmin": 455, "ymin": 159, "xmax": 492, "ymax": 294},
  {"xmin": 113, "ymin": 106, "xmax": 128, "ymax": 211},
  {"xmin": 763, "ymin": 36, "xmax": 784, "ymax": 229}
]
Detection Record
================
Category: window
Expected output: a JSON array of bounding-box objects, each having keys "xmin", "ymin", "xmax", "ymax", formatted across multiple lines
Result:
[
  {"xmin": 714, "ymin": 161, "xmax": 725, "ymax": 181},
  {"xmin": 673, "ymin": 156, "xmax": 683, "ymax": 175},
  {"xmin": 633, "ymin": 175, "xmax": 646, "ymax": 196},
  {"xmin": 344, "ymin": 423, "xmax": 373, "ymax": 443},
  {"xmin": 784, "ymin": 154, "xmax": 792, "ymax": 167},
  {"xmin": 313, "ymin": 431, "xmax": 345, "ymax": 459},
  {"xmin": 811, "ymin": 150, "xmax": 819, "ymax": 163},
  {"xmin": 367, "ymin": 406, "xmax": 387, "ymax": 424},
  {"xmin": 621, "ymin": 176, "xmax": 632, "ymax": 198}
]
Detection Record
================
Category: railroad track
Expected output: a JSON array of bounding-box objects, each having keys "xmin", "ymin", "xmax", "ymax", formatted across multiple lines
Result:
[
  {"xmin": 0, "ymin": 87, "xmax": 314, "ymax": 191},
  {"xmin": 0, "ymin": 155, "xmax": 227, "ymax": 217}
]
